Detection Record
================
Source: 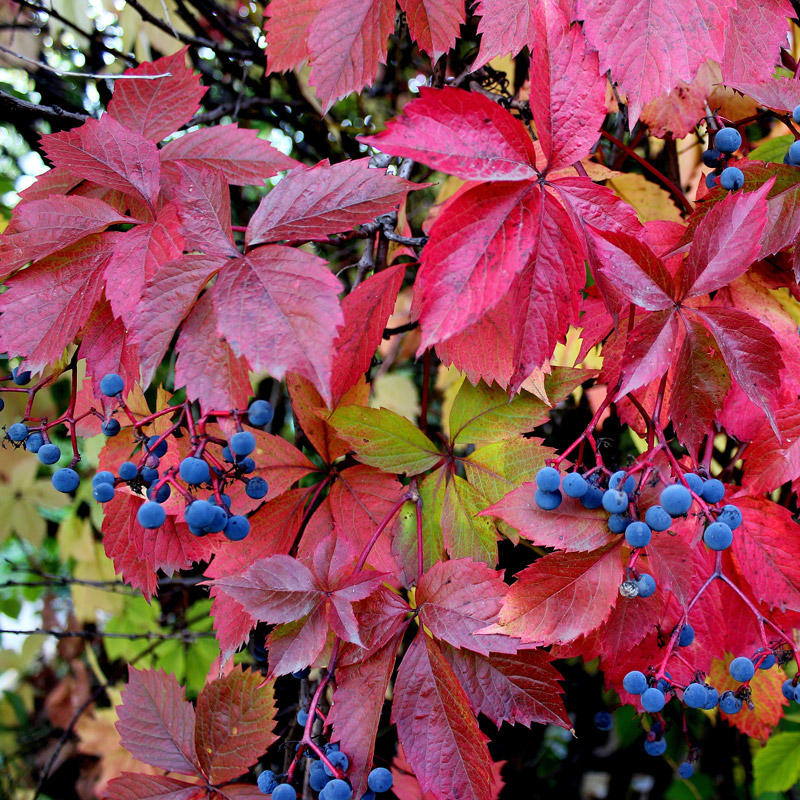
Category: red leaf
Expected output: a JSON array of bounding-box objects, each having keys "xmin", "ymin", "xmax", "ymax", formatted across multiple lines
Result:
[
  {"xmin": 743, "ymin": 404, "xmax": 800, "ymax": 493},
  {"xmin": 0, "ymin": 196, "xmax": 131, "ymax": 279},
  {"xmin": 680, "ymin": 183, "xmax": 770, "ymax": 298},
  {"xmin": 575, "ymin": 0, "xmax": 735, "ymax": 123},
  {"xmin": 264, "ymin": 0, "xmax": 324, "ymax": 72},
  {"xmin": 41, "ymin": 115, "xmax": 161, "ymax": 208},
  {"xmin": 399, "ymin": 0, "xmax": 464, "ymax": 58},
  {"xmin": 116, "ymin": 666, "xmax": 200, "ymax": 775},
  {"xmin": 441, "ymin": 644, "xmax": 571, "ymax": 729},
  {"xmin": 18, "ymin": 166, "xmax": 81, "ymax": 201},
  {"xmin": 307, "ymin": 0, "xmax": 394, "ymax": 110},
  {"xmin": 175, "ymin": 291, "xmax": 252, "ymax": 411},
  {"xmin": 529, "ymin": 3, "xmax": 605, "ymax": 171},
  {"xmin": 107, "ymin": 47, "xmax": 207, "ymax": 142},
  {"xmin": 690, "ymin": 306, "xmax": 781, "ymax": 427},
  {"xmin": 266, "ymin": 607, "xmax": 330, "ymax": 676},
  {"xmin": 132, "ymin": 255, "xmax": 222, "ymax": 383},
  {"xmin": 194, "ymin": 667, "xmax": 278, "ymax": 783},
  {"xmin": 731, "ymin": 75, "xmax": 800, "ymax": 113},
  {"xmin": 644, "ymin": 528, "xmax": 697, "ymax": 610},
  {"xmin": 105, "ymin": 204, "xmax": 185, "ymax": 327},
  {"xmin": 103, "ymin": 774, "xmax": 203, "ymax": 800},
  {"xmin": 393, "ymin": 634, "xmax": 495, "ymax": 800},
  {"xmin": 246, "ymin": 159, "xmax": 417, "ymax": 246},
  {"xmin": 617, "ymin": 310, "xmax": 680, "ymax": 397},
  {"xmin": 417, "ymin": 559, "xmax": 518, "ymax": 655},
  {"xmin": 471, "ymin": 0, "xmax": 536, "ymax": 69},
  {"xmin": 160, "ymin": 124, "xmax": 299, "ymax": 185},
  {"xmin": 486, "ymin": 543, "xmax": 624, "ymax": 644},
  {"xmin": 0, "ymin": 234, "xmax": 115, "ymax": 372},
  {"xmin": 246, "ymin": 432, "xmax": 316, "ymax": 500},
  {"xmin": 212, "ymin": 246, "xmax": 343, "ymax": 404},
  {"xmin": 484, "ymin": 484, "xmax": 617, "ymax": 552},
  {"xmin": 361, "ymin": 88, "xmax": 538, "ymax": 181}
]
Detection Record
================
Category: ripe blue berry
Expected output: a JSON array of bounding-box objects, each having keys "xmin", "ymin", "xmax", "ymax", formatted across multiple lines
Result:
[
  {"xmin": 758, "ymin": 653, "xmax": 776, "ymax": 670},
  {"xmin": 272, "ymin": 785, "xmax": 297, "ymax": 800},
  {"xmin": 660, "ymin": 484, "xmax": 692, "ymax": 516},
  {"xmin": 119, "ymin": 461, "xmax": 138, "ymax": 481},
  {"xmin": 246, "ymin": 476, "xmax": 269, "ymax": 499},
  {"xmin": 323, "ymin": 750, "xmax": 350, "ymax": 777},
  {"xmin": 93, "ymin": 471, "xmax": 115, "ymax": 486},
  {"xmin": 535, "ymin": 489, "xmax": 562, "ymax": 510},
  {"xmin": 782, "ymin": 679, "xmax": 796, "ymax": 701},
  {"xmin": 102, "ymin": 419, "xmax": 121, "ymax": 437},
  {"xmin": 635, "ymin": 573, "xmax": 656, "ymax": 598},
  {"xmin": 678, "ymin": 762, "xmax": 694, "ymax": 779},
  {"xmin": 25, "ymin": 432, "xmax": 43, "ymax": 452},
  {"xmin": 788, "ymin": 140, "xmax": 800, "ymax": 166},
  {"xmin": 720, "ymin": 166, "xmax": 744, "ymax": 191},
  {"xmin": 137, "ymin": 501, "xmax": 166, "ymax": 529},
  {"xmin": 607, "ymin": 513, "xmax": 630, "ymax": 533},
  {"xmin": 239, "ymin": 456, "xmax": 256, "ymax": 473},
  {"xmin": 140, "ymin": 467, "xmax": 158, "ymax": 486},
  {"xmin": 705, "ymin": 172, "xmax": 720, "ymax": 189},
  {"xmin": 37, "ymin": 443, "xmax": 61, "ymax": 465},
  {"xmin": 625, "ymin": 521, "xmax": 651, "ymax": 548},
  {"xmin": 580, "ymin": 485, "xmax": 604, "ymax": 509},
  {"xmin": 11, "ymin": 366, "xmax": 31, "ymax": 385},
  {"xmin": 297, "ymin": 709, "xmax": 309, "ymax": 725},
  {"xmin": 715, "ymin": 127, "xmax": 742, "ymax": 153},
  {"xmin": 535, "ymin": 466, "xmax": 561, "ymax": 492},
  {"xmin": 683, "ymin": 683, "xmax": 708, "ymax": 708},
  {"xmin": 609, "ymin": 470, "xmax": 635, "ymax": 493},
  {"xmin": 222, "ymin": 445, "xmax": 234, "ymax": 463},
  {"xmin": 210, "ymin": 493, "xmax": 232, "ymax": 508},
  {"xmin": 793, "ymin": 105, "xmax": 800, "ymax": 124},
  {"xmin": 593, "ymin": 711, "xmax": 613, "ymax": 731},
  {"xmin": 180, "ymin": 456, "xmax": 210, "ymax": 485},
  {"xmin": 719, "ymin": 691, "xmax": 742, "ymax": 714},
  {"xmin": 794, "ymin": 685, "xmax": 800, "ymax": 703},
  {"xmin": 602, "ymin": 489, "xmax": 628, "ymax": 513},
  {"xmin": 683, "ymin": 473, "xmax": 703, "ymax": 494},
  {"xmin": 206, "ymin": 505, "xmax": 228, "ymax": 534},
  {"xmin": 186, "ymin": 500, "xmax": 215, "ymax": 529},
  {"xmin": 230, "ymin": 430, "xmax": 256, "ymax": 456},
  {"xmin": 717, "ymin": 504, "xmax": 742, "ymax": 530},
  {"xmin": 641, "ymin": 687, "xmax": 666, "ymax": 712},
  {"xmin": 678, "ymin": 623, "xmax": 694, "ymax": 647},
  {"xmin": 309, "ymin": 761, "xmax": 331, "ymax": 791},
  {"xmin": 248, "ymin": 399, "xmax": 274, "ymax": 427},
  {"xmin": 702, "ymin": 148, "xmax": 722, "ymax": 168},
  {"xmin": 704, "ymin": 687, "xmax": 719, "ymax": 709},
  {"xmin": 644, "ymin": 738, "xmax": 667, "ymax": 756},
  {"xmin": 100, "ymin": 372, "xmax": 124, "ymax": 397},
  {"xmin": 367, "ymin": 768, "xmax": 393, "ymax": 793},
  {"xmin": 52, "ymin": 467, "xmax": 80, "ymax": 493},
  {"xmin": 645, "ymin": 505, "xmax": 671, "ymax": 531},
  {"xmin": 562, "ymin": 472, "xmax": 588, "ymax": 498},
  {"xmin": 257, "ymin": 770, "xmax": 279, "ymax": 795},
  {"xmin": 623, "ymin": 671, "xmax": 648, "ymax": 695},
  {"xmin": 701, "ymin": 478, "xmax": 725, "ymax": 503},
  {"xmin": 224, "ymin": 515, "xmax": 251, "ymax": 541},
  {"xmin": 7, "ymin": 423, "xmax": 28, "ymax": 442},
  {"xmin": 729, "ymin": 656, "xmax": 755, "ymax": 683},
  {"xmin": 92, "ymin": 482, "xmax": 115, "ymax": 503},
  {"xmin": 147, "ymin": 482, "xmax": 171, "ymax": 503},
  {"xmin": 704, "ymin": 521, "xmax": 733, "ymax": 551},
  {"xmin": 147, "ymin": 435, "xmax": 168, "ymax": 458},
  {"xmin": 325, "ymin": 779, "xmax": 352, "ymax": 800}
]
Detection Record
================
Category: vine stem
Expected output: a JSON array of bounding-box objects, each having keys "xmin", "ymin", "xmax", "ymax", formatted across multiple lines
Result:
[
  {"xmin": 354, "ymin": 493, "xmax": 410, "ymax": 572},
  {"xmin": 415, "ymin": 482, "xmax": 424, "ymax": 581}
]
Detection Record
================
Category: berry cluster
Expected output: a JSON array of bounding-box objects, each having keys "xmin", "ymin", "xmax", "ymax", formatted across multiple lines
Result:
[{"xmin": 702, "ymin": 126, "xmax": 744, "ymax": 191}]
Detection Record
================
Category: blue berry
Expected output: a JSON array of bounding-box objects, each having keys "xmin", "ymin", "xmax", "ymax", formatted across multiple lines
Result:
[
  {"xmin": 535, "ymin": 489, "xmax": 562, "ymax": 510},
  {"xmin": 102, "ymin": 419, "xmax": 121, "ymax": 437},
  {"xmin": 140, "ymin": 467, "xmax": 158, "ymax": 486},
  {"xmin": 593, "ymin": 711, "xmax": 613, "ymax": 731},
  {"xmin": 704, "ymin": 521, "xmax": 733, "ymax": 551},
  {"xmin": 248, "ymin": 399, "xmax": 274, "ymax": 427},
  {"xmin": 678, "ymin": 762, "xmax": 694, "ymax": 779},
  {"xmin": 609, "ymin": 470, "xmax": 635, "ymax": 493},
  {"xmin": 719, "ymin": 691, "xmax": 742, "ymax": 714},
  {"xmin": 625, "ymin": 521, "xmax": 651, "ymax": 548},
  {"xmin": 230, "ymin": 430, "xmax": 256, "ymax": 456},
  {"xmin": 644, "ymin": 738, "xmax": 667, "ymax": 756},
  {"xmin": 702, "ymin": 148, "xmax": 722, "ymax": 168},
  {"xmin": 222, "ymin": 445, "xmax": 234, "ymax": 463},
  {"xmin": 683, "ymin": 473, "xmax": 703, "ymax": 494},
  {"xmin": 717, "ymin": 504, "xmax": 742, "ymax": 530},
  {"xmin": 602, "ymin": 489, "xmax": 628, "ymax": 513},
  {"xmin": 635, "ymin": 573, "xmax": 656, "ymax": 598},
  {"xmin": 705, "ymin": 172, "xmax": 719, "ymax": 189},
  {"xmin": 678, "ymin": 624, "xmax": 694, "ymax": 647},
  {"xmin": 794, "ymin": 685, "xmax": 800, "ymax": 703},
  {"xmin": 239, "ymin": 456, "xmax": 256, "ymax": 473},
  {"xmin": 100, "ymin": 372, "xmax": 124, "ymax": 397},
  {"xmin": 92, "ymin": 482, "xmax": 115, "ymax": 503},
  {"xmin": 93, "ymin": 471, "xmax": 115, "ymax": 486},
  {"xmin": 720, "ymin": 166, "xmax": 744, "ymax": 191},
  {"xmin": 137, "ymin": 501, "xmax": 166, "ymax": 529},
  {"xmin": 246, "ymin": 476, "xmax": 269, "ymax": 499},
  {"xmin": 788, "ymin": 140, "xmax": 800, "ymax": 166},
  {"xmin": 645, "ymin": 505, "xmax": 671, "ymax": 531},
  {"xmin": 641, "ymin": 687, "xmax": 666, "ymax": 712},
  {"xmin": 25, "ymin": 432, "xmax": 43, "ymax": 452},
  {"xmin": 147, "ymin": 482, "xmax": 171, "ymax": 503},
  {"xmin": 297, "ymin": 709, "xmax": 309, "ymax": 726},
  {"xmin": 608, "ymin": 513, "xmax": 630, "ymax": 533},
  {"xmin": 729, "ymin": 656, "xmax": 755, "ymax": 683},
  {"xmin": 793, "ymin": 105, "xmax": 800, "ymax": 124},
  {"xmin": 715, "ymin": 127, "xmax": 742, "ymax": 154},
  {"xmin": 186, "ymin": 500, "xmax": 215, "ymax": 529},
  {"xmin": 367, "ymin": 768, "xmax": 393, "ymax": 793},
  {"xmin": 210, "ymin": 493, "xmax": 232, "ymax": 508},
  {"xmin": 623, "ymin": 670, "xmax": 648, "ymax": 695},
  {"xmin": 759, "ymin": 653, "xmax": 776, "ymax": 670},
  {"xmin": 310, "ymin": 761, "xmax": 331, "ymax": 791},
  {"xmin": 323, "ymin": 750, "xmax": 349, "ymax": 777},
  {"xmin": 562, "ymin": 472, "xmax": 588, "ymax": 498},
  {"xmin": 701, "ymin": 478, "xmax": 725, "ymax": 503},
  {"xmin": 683, "ymin": 683, "xmax": 708, "ymax": 708},
  {"xmin": 0, "ymin": 397, "xmax": 3, "ymax": 411},
  {"xmin": 535, "ymin": 466, "xmax": 561, "ymax": 492},
  {"xmin": 660, "ymin": 484, "xmax": 692, "ymax": 516},
  {"xmin": 52, "ymin": 467, "xmax": 80, "ymax": 493},
  {"xmin": 324, "ymin": 743, "xmax": 340, "ymax": 754},
  {"xmin": 325, "ymin": 779, "xmax": 352, "ymax": 800},
  {"xmin": 7, "ymin": 423, "xmax": 28, "ymax": 442},
  {"xmin": 257, "ymin": 771, "xmax": 279, "ymax": 795},
  {"xmin": 147, "ymin": 435, "xmax": 168, "ymax": 458},
  {"xmin": 272, "ymin": 785, "xmax": 297, "ymax": 800},
  {"xmin": 11, "ymin": 366, "xmax": 31, "ymax": 385},
  {"xmin": 206, "ymin": 505, "xmax": 228, "ymax": 533},
  {"xmin": 782, "ymin": 679, "xmax": 796, "ymax": 701},
  {"xmin": 580, "ymin": 485, "xmax": 603, "ymax": 509},
  {"xmin": 119, "ymin": 461, "xmax": 138, "ymax": 481},
  {"xmin": 37, "ymin": 443, "xmax": 61, "ymax": 465},
  {"xmin": 703, "ymin": 687, "xmax": 719, "ymax": 709},
  {"xmin": 180, "ymin": 456, "xmax": 210, "ymax": 485},
  {"xmin": 225, "ymin": 515, "xmax": 251, "ymax": 541}
]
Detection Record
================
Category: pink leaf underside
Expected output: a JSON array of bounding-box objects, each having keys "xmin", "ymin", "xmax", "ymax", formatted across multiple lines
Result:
[
  {"xmin": 103, "ymin": 774, "xmax": 202, "ymax": 800},
  {"xmin": 399, "ymin": 0, "xmax": 464, "ymax": 58},
  {"xmin": 472, "ymin": 0, "xmax": 538, "ymax": 69}
]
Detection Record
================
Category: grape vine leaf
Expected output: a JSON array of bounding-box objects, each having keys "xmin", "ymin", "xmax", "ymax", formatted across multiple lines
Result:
[{"xmin": 103, "ymin": 774, "xmax": 203, "ymax": 800}]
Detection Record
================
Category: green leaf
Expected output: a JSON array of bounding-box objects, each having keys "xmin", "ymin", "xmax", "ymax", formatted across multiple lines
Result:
[
  {"xmin": 463, "ymin": 438, "xmax": 551, "ymax": 505},
  {"xmin": 328, "ymin": 405, "xmax": 441, "ymax": 475},
  {"xmin": 749, "ymin": 135, "xmax": 793, "ymax": 164},
  {"xmin": 442, "ymin": 474, "xmax": 498, "ymax": 565},
  {"xmin": 754, "ymin": 732, "xmax": 800, "ymax": 795}
]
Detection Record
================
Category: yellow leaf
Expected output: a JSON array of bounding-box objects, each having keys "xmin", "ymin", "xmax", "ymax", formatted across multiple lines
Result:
[
  {"xmin": 435, "ymin": 365, "xmax": 464, "ymax": 440},
  {"xmin": 607, "ymin": 173, "xmax": 683, "ymax": 223},
  {"xmin": 370, "ymin": 372, "xmax": 420, "ymax": 423}
]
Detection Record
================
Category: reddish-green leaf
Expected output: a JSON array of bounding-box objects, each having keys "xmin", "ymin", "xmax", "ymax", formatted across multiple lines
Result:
[{"xmin": 103, "ymin": 774, "xmax": 203, "ymax": 800}]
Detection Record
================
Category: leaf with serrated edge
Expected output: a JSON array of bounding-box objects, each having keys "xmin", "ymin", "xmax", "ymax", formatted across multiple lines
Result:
[
  {"xmin": 103, "ymin": 774, "xmax": 203, "ymax": 800},
  {"xmin": 399, "ymin": 0, "xmax": 464, "ymax": 58},
  {"xmin": 743, "ymin": 405, "xmax": 800, "ymax": 494},
  {"xmin": 440, "ymin": 474, "xmax": 499, "ymax": 566}
]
